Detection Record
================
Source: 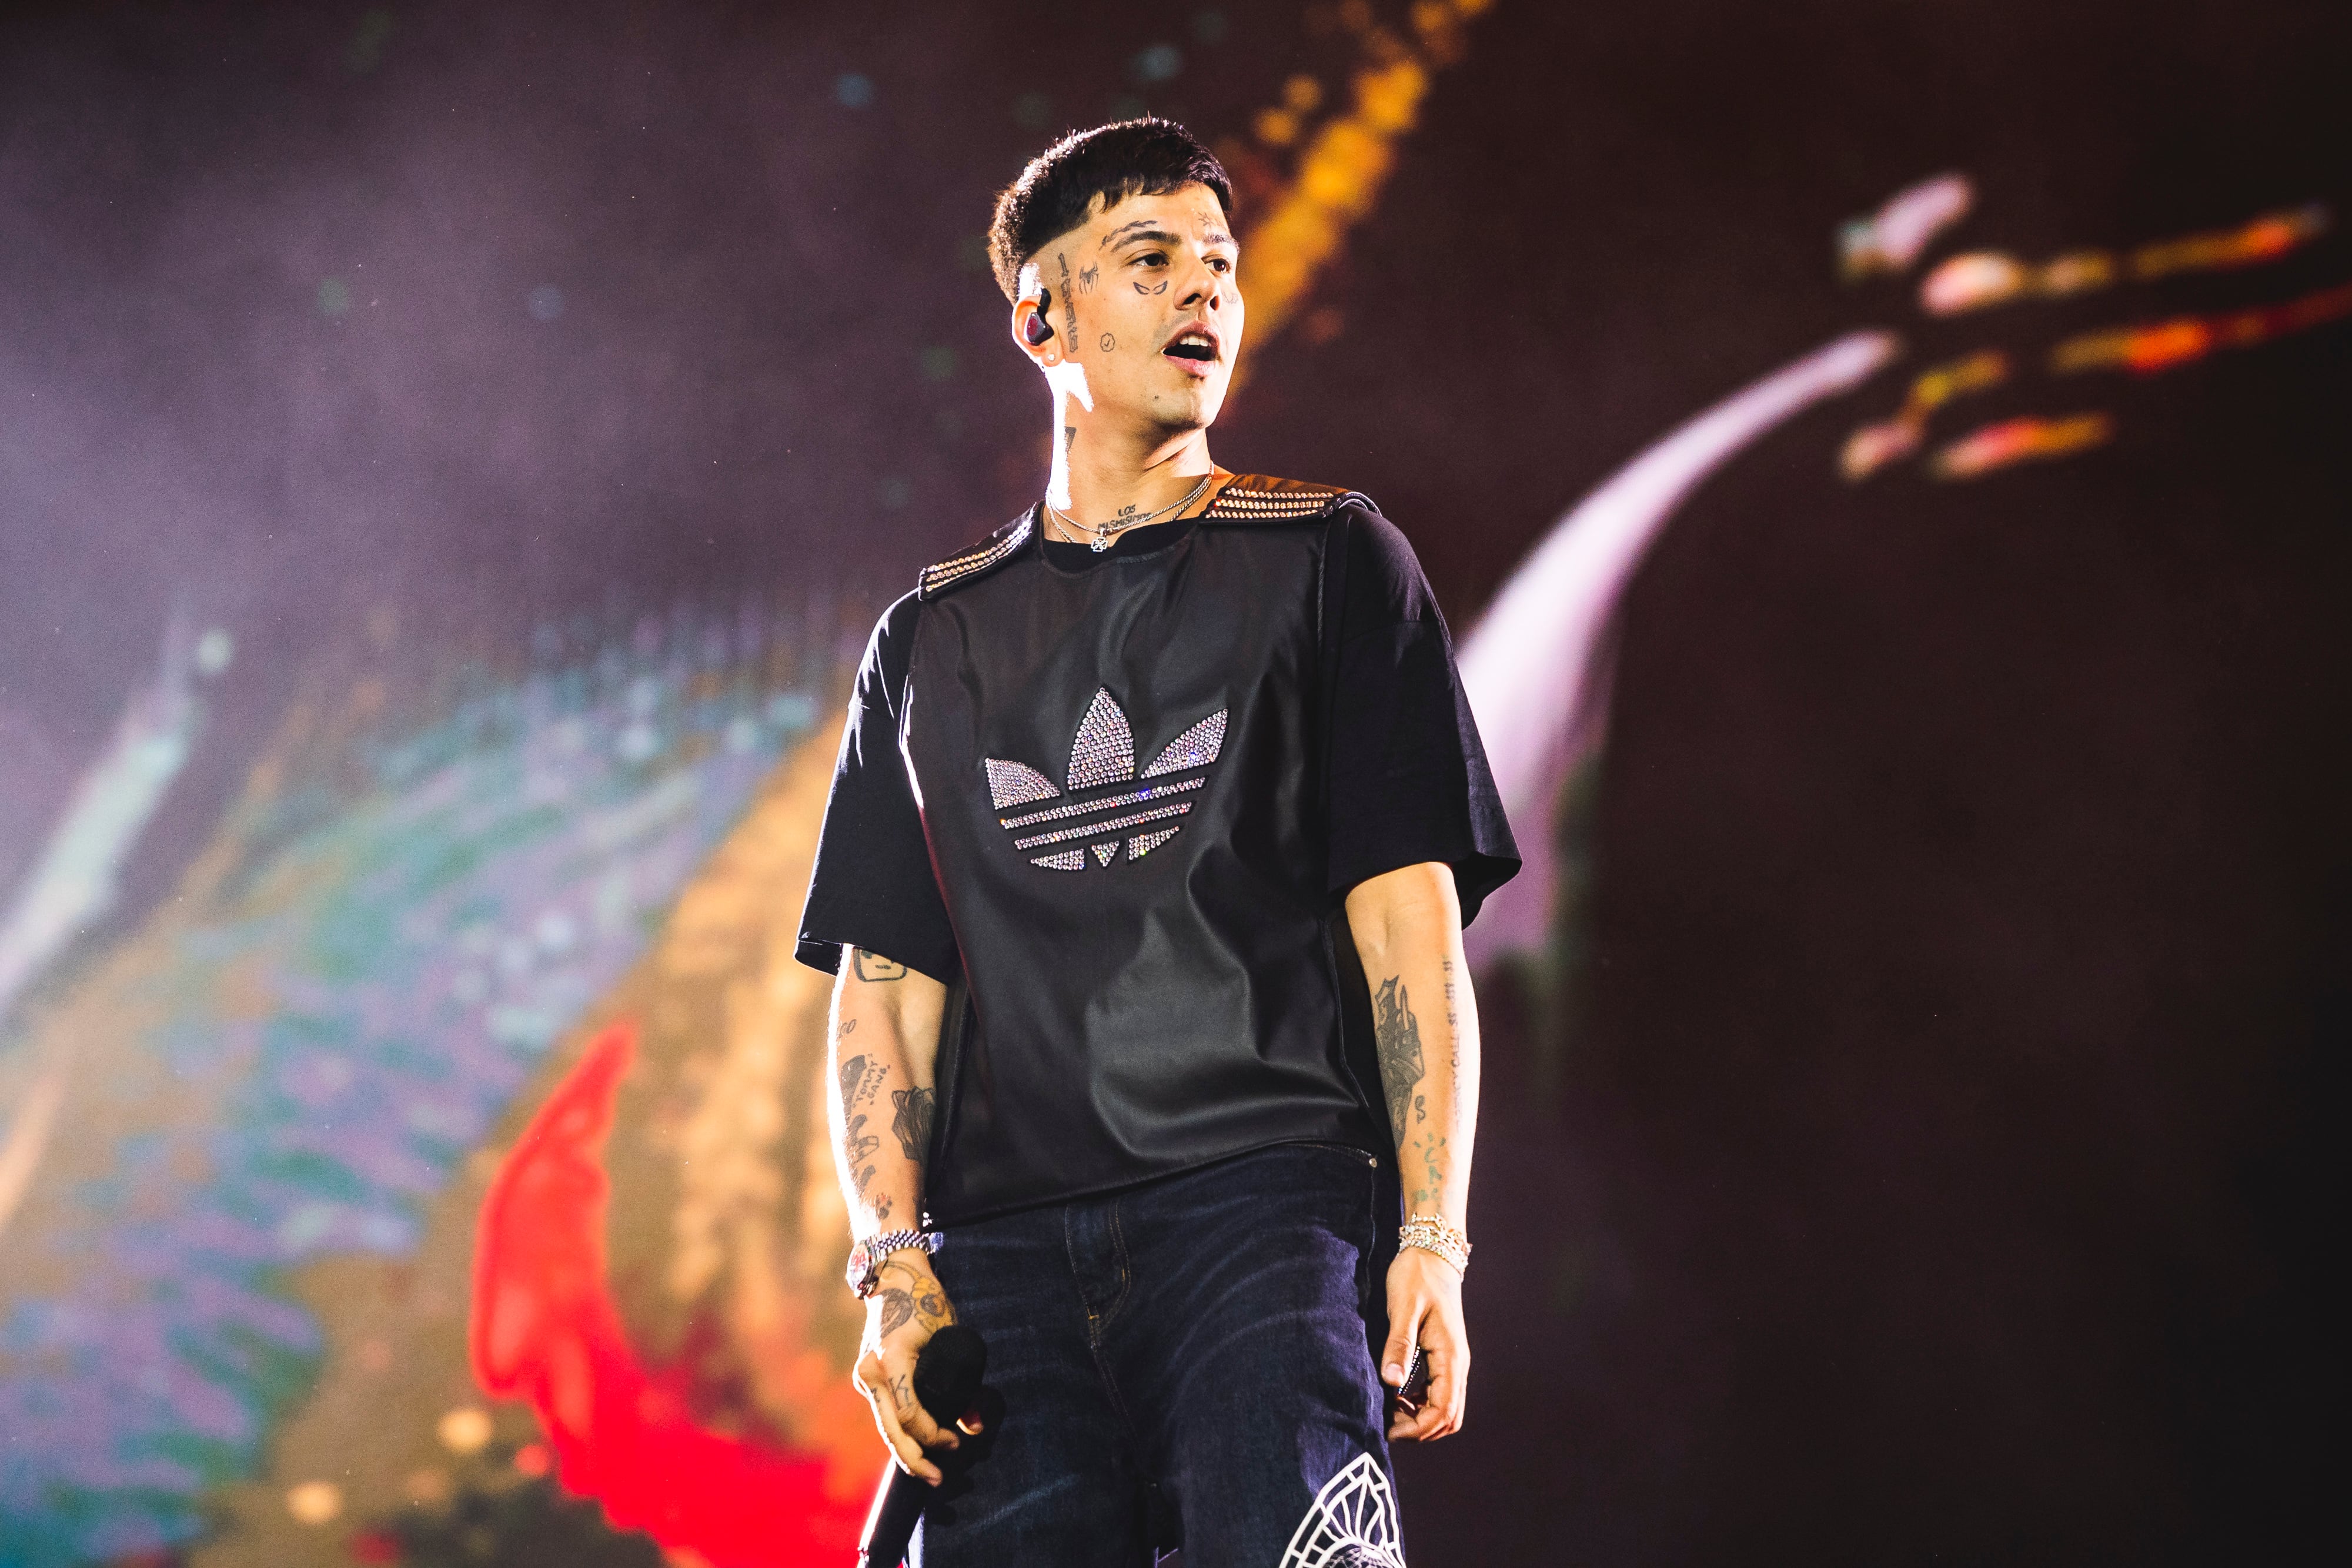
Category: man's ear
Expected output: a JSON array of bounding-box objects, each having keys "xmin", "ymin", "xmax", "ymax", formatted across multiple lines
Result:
[{"xmin": 1012, "ymin": 289, "xmax": 1058, "ymax": 365}]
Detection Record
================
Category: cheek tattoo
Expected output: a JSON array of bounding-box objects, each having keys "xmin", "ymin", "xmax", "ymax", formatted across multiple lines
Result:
[{"xmin": 1100, "ymin": 333, "xmax": 1115, "ymax": 352}]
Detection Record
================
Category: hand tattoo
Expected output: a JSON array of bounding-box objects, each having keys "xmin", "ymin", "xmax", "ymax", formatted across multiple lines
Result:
[
  {"xmin": 893, "ymin": 1086, "xmax": 936, "ymax": 1164},
  {"xmin": 1373, "ymin": 976, "xmax": 1427, "ymax": 1144},
  {"xmin": 878, "ymin": 1287, "xmax": 915, "ymax": 1338}
]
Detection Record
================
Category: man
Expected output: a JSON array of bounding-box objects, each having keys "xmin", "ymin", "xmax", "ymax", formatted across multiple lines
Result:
[{"xmin": 796, "ymin": 119, "xmax": 1516, "ymax": 1565}]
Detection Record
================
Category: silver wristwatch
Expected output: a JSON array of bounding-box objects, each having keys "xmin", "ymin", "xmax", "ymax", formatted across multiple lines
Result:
[{"xmin": 845, "ymin": 1228, "xmax": 941, "ymax": 1298}]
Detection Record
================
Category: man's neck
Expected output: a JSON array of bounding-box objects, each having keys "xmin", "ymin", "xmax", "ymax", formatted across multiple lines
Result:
[{"xmin": 1046, "ymin": 404, "xmax": 1216, "ymax": 528}]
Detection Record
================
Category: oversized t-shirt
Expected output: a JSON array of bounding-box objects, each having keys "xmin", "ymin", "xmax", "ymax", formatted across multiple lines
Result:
[
  {"xmin": 799, "ymin": 504, "xmax": 1515, "ymax": 978},
  {"xmin": 796, "ymin": 485, "xmax": 1518, "ymax": 1220}
]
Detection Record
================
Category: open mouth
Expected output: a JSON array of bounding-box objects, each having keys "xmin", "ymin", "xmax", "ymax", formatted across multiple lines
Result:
[{"xmin": 1162, "ymin": 328, "xmax": 1218, "ymax": 363}]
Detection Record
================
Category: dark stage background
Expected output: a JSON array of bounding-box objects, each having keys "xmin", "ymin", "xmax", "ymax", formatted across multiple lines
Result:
[{"xmin": 2, "ymin": 2, "xmax": 2346, "ymax": 1564}]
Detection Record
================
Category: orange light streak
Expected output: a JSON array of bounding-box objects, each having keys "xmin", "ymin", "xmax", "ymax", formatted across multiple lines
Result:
[
  {"xmin": 2050, "ymin": 278, "xmax": 2352, "ymax": 375},
  {"xmin": 1929, "ymin": 413, "xmax": 2113, "ymax": 480}
]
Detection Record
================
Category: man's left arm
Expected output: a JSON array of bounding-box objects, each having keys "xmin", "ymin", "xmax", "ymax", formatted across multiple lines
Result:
[{"xmin": 1345, "ymin": 859, "xmax": 1480, "ymax": 1442}]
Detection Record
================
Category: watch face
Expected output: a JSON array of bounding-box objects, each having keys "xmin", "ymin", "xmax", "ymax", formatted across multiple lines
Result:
[{"xmin": 844, "ymin": 1242, "xmax": 871, "ymax": 1292}]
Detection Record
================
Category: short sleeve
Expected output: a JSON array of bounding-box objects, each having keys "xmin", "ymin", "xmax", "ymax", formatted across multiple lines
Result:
[
  {"xmin": 1323, "ymin": 506, "xmax": 1521, "ymax": 923},
  {"xmin": 794, "ymin": 593, "xmax": 961, "ymax": 981}
]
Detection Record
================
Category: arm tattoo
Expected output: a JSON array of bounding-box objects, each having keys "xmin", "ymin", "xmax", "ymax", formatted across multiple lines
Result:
[
  {"xmin": 846, "ymin": 1113, "xmax": 881, "ymax": 1172},
  {"xmin": 838, "ymin": 1053, "xmax": 886, "ymax": 1111},
  {"xmin": 1407, "ymin": 1131, "xmax": 1449, "ymax": 1212},
  {"xmin": 892, "ymin": 1086, "xmax": 936, "ymax": 1165},
  {"xmin": 1372, "ymin": 976, "xmax": 1426, "ymax": 1143},
  {"xmin": 851, "ymin": 949, "xmax": 907, "ymax": 982}
]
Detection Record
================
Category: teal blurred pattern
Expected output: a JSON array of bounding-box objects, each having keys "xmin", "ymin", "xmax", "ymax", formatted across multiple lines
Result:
[{"xmin": 0, "ymin": 603, "xmax": 836, "ymax": 1566}]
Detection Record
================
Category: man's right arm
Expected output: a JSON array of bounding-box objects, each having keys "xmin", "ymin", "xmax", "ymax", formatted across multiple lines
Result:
[{"xmin": 830, "ymin": 945, "xmax": 968, "ymax": 1483}]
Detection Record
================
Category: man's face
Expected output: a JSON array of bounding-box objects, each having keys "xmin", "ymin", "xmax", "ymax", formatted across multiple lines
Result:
[{"xmin": 1019, "ymin": 182, "xmax": 1243, "ymax": 434}]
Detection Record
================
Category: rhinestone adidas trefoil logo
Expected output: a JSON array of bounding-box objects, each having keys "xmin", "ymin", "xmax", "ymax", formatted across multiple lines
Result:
[{"xmin": 983, "ymin": 688, "xmax": 1226, "ymax": 871}]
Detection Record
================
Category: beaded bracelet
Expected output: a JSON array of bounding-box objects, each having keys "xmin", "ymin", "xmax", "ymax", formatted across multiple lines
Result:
[{"xmin": 1399, "ymin": 1213, "xmax": 1472, "ymax": 1274}]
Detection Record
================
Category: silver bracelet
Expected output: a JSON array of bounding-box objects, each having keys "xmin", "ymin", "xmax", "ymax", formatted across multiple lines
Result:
[{"xmin": 1399, "ymin": 1213, "xmax": 1472, "ymax": 1274}]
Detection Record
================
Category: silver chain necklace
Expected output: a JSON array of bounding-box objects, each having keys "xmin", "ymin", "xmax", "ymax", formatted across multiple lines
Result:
[{"xmin": 1045, "ymin": 474, "xmax": 1214, "ymax": 553}]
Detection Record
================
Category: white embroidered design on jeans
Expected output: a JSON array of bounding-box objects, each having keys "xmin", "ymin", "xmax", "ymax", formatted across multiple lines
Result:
[{"xmin": 1278, "ymin": 1452, "xmax": 1406, "ymax": 1568}]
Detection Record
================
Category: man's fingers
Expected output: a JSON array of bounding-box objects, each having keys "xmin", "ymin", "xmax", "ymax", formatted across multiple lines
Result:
[
  {"xmin": 1381, "ymin": 1303, "xmax": 1427, "ymax": 1388},
  {"xmin": 856, "ymin": 1352, "xmax": 944, "ymax": 1485}
]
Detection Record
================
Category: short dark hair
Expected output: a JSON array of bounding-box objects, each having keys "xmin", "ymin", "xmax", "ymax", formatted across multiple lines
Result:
[{"xmin": 987, "ymin": 118, "xmax": 1234, "ymax": 302}]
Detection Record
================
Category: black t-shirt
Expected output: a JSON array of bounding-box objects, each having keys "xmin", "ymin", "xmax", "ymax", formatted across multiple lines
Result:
[{"xmin": 796, "ymin": 502, "xmax": 1518, "ymax": 982}]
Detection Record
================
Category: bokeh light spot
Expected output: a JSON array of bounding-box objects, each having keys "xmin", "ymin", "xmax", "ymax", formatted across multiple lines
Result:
[
  {"xmin": 437, "ymin": 1406, "xmax": 493, "ymax": 1454},
  {"xmin": 1132, "ymin": 44, "xmax": 1184, "ymax": 83},
  {"xmin": 317, "ymin": 279, "xmax": 351, "ymax": 317},
  {"xmin": 527, "ymin": 285, "xmax": 566, "ymax": 321},
  {"xmin": 284, "ymin": 1480, "xmax": 342, "ymax": 1525},
  {"xmin": 835, "ymin": 72, "xmax": 874, "ymax": 108},
  {"xmin": 345, "ymin": 9, "xmax": 393, "ymax": 74},
  {"xmin": 194, "ymin": 627, "xmax": 234, "ymax": 675},
  {"xmin": 920, "ymin": 345, "xmax": 958, "ymax": 382},
  {"xmin": 513, "ymin": 1441, "xmax": 552, "ymax": 1478},
  {"xmin": 1012, "ymin": 91, "xmax": 1052, "ymax": 130}
]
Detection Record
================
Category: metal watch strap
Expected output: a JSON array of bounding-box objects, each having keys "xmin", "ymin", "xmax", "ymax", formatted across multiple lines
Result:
[{"xmin": 848, "ymin": 1227, "xmax": 941, "ymax": 1298}]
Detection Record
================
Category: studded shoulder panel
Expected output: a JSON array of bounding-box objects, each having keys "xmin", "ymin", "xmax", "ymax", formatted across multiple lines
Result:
[
  {"xmin": 1201, "ymin": 474, "xmax": 1358, "ymax": 524},
  {"xmin": 917, "ymin": 510, "xmax": 1036, "ymax": 600}
]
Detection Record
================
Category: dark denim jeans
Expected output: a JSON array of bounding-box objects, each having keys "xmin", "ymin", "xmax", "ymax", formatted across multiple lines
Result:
[{"xmin": 914, "ymin": 1142, "xmax": 1404, "ymax": 1568}]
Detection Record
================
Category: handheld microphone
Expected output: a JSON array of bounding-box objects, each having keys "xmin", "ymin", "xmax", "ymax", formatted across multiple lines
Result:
[{"xmin": 856, "ymin": 1324, "xmax": 989, "ymax": 1568}]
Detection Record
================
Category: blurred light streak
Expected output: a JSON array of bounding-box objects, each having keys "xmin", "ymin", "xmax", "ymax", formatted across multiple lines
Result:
[
  {"xmin": 2050, "ymin": 278, "xmax": 2352, "ymax": 375},
  {"xmin": 1921, "ymin": 203, "xmax": 2329, "ymax": 315},
  {"xmin": 470, "ymin": 1022, "xmax": 850, "ymax": 1564},
  {"xmin": 1839, "ymin": 172, "xmax": 1974, "ymax": 280},
  {"xmin": 0, "ymin": 618, "xmax": 208, "ymax": 1028},
  {"xmin": 1235, "ymin": 0, "xmax": 1491, "ymax": 357},
  {"xmin": 1929, "ymin": 412, "xmax": 2113, "ymax": 479},
  {"xmin": 0, "ymin": 1059, "xmax": 67, "ymax": 1239},
  {"xmin": 1459, "ymin": 331, "xmax": 1900, "ymax": 963},
  {"xmin": 1841, "ymin": 349, "xmax": 2010, "ymax": 482}
]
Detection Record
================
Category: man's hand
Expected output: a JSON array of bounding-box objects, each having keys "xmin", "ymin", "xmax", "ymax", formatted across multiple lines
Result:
[
  {"xmin": 852, "ymin": 1254, "xmax": 974, "ymax": 1485},
  {"xmin": 1381, "ymin": 1246, "xmax": 1469, "ymax": 1441}
]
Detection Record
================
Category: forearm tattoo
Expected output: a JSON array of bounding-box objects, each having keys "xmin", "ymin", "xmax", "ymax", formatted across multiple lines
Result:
[
  {"xmin": 892, "ymin": 1086, "xmax": 936, "ymax": 1166},
  {"xmin": 1372, "ymin": 975, "xmax": 1426, "ymax": 1144}
]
